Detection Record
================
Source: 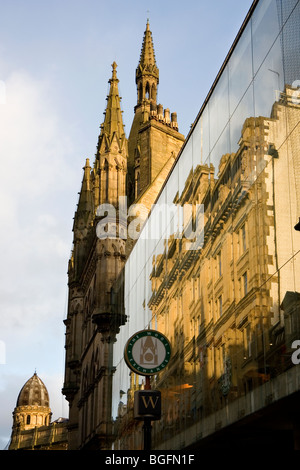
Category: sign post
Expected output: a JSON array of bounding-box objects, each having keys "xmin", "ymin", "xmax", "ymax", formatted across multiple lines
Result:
[{"xmin": 124, "ymin": 329, "xmax": 171, "ymax": 450}]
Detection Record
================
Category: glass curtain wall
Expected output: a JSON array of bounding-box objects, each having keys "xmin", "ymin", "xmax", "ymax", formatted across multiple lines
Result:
[{"xmin": 112, "ymin": 0, "xmax": 300, "ymax": 450}]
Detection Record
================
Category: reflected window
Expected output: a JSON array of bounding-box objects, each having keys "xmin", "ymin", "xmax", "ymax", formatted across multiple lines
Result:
[
  {"xmin": 238, "ymin": 224, "xmax": 247, "ymax": 257},
  {"xmin": 221, "ymin": 344, "xmax": 226, "ymax": 369},
  {"xmin": 243, "ymin": 271, "xmax": 248, "ymax": 296},
  {"xmin": 218, "ymin": 295, "xmax": 223, "ymax": 317},
  {"xmin": 243, "ymin": 324, "xmax": 252, "ymax": 359},
  {"xmin": 241, "ymin": 224, "xmax": 247, "ymax": 252},
  {"xmin": 218, "ymin": 251, "xmax": 222, "ymax": 277},
  {"xmin": 208, "ymin": 300, "xmax": 212, "ymax": 322}
]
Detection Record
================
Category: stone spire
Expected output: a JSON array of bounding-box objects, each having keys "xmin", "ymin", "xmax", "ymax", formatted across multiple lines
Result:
[
  {"xmin": 73, "ymin": 158, "xmax": 93, "ymax": 233},
  {"xmin": 98, "ymin": 62, "xmax": 126, "ymax": 154},
  {"xmin": 136, "ymin": 20, "xmax": 159, "ymax": 81},
  {"xmin": 95, "ymin": 62, "xmax": 128, "ymax": 207},
  {"xmin": 136, "ymin": 20, "xmax": 159, "ymax": 105}
]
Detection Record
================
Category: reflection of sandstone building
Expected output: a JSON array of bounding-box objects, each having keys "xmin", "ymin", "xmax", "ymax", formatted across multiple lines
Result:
[
  {"xmin": 62, "ymin": 21, "xmax": 184, "ymax": 450},
  {"xmin": 114, "ymin": 85, "xmax": 300, "ymax": 449},
  {"xmin": 9, "ymin": 373, "xmax": 68, "ymax": 450}
]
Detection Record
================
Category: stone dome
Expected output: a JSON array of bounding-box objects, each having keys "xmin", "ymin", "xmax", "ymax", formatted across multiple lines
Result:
[{"xmin": 17, "ymin": 372, "xmax": 50, "ymax": 407}]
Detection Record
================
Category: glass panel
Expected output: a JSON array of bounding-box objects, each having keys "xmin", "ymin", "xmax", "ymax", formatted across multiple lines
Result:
[
  {"xmin": 145, "ymin": 255, "xmax": 153, "ymax": 319},
  {"xmin": 280, "ymin": 0, "xmax": 300, "ymax": 85},
  {"xmin": 164, "ymin": 160, "xmax": 179, "ymax": 246},
  {"xmin": 209, "ymin": 65, "xmax": 230, "ymax": 154},
  {"xmin": 165, "ymin": 157, "xmax": 178, "ymax": 205},
  {"xmin": 252, "ymin": 0, "xmax": 281, "ymax": 75},
  {"xmin": 229, "ymin": 83, "xmax": 255, "ymax": 154},
  {"xmin": 228, "ymin": 21, "xmax": 253, "ymax": 116},
  {"xmin": 178, "ymin": 137, "xmax": 193, "ymax": 197},
  {"xmin": 200, "ymin": 105, "xmax": 210, "ymax": 164},
  {"xmin": 277, "ymin": 0, "xmax": 299, "ymax": 24},
  {"xmin": 147, "ymin": 194, "xmax": 167, "ymax": 244},
  {"xmin": 192, "ymin": 118, "xmax": 202, "ymax": 167},
  {"xmin": 254, "ymin": 35, "xmax": 284, "ymax": 118},
  {"xmin": 210, "ymin": 123, "xmax": 231, "ymax": 176}
]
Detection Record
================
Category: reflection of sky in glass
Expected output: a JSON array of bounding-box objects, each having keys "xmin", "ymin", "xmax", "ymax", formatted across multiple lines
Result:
[
  {"xmin": 200, "ymin": 107, "xmax": 210, "ymax": 164},
  {"xmin": 254, "ymin": 37, "xmax": 284, "ymax": 117},
  {"xmin": 192, "ymin": 119, "xmax": 202, "ymax": 167},
  {"xmin": 209, "ymin": 67, "xmax": 229, "ymax": 153},
  {"xmin": 228, "ymin": 21, "xmax": 253, "ymax": 116},
  {"xmin": 165, "ymin": 163, "xmax": 178, "ymax": 205},
  {"xmin": 178, "ymin": 137, "xmax": 193, "ymax": 196},
  {"xmin": 252, "ymin": 0, "xmax": 281, "ymax": 74}
]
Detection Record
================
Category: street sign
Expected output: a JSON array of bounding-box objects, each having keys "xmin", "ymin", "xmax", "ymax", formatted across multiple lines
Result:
[
  {"xmin": 124, "ymin": 329, "xmax": 171, "ymax": 376},
  {"xmin": 134, "ymin": 390, "xmax": 161, "ymax": 420}
]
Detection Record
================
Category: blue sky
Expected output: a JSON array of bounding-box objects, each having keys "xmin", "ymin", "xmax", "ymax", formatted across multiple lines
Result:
[{"xmin": 0, "ymin": 0, "xmax": 253, "ymax": 449}]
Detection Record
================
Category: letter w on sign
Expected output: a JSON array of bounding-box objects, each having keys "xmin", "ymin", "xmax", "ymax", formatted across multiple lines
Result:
[
  {"xmin": 141, "ymin": 395, "xmax": 160, "ymax": 408},
  {"xmin": 134, "ymin": 390, "xmax": 161, "ymax": 420}
]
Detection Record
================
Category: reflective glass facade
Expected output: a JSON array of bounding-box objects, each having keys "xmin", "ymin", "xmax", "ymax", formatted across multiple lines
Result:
[{"xmin": 112, "ymin": 0, "xmax": 300, "ymax": 449}]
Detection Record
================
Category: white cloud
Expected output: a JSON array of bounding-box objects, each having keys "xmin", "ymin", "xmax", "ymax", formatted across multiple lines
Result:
[
  {"xmin": 0, "ymin": 69, "xmax": 76, "ymax": 447},
  {"xmin": 0, "ymin": 69, "xmax": 76, "ymax": 332},
  {"xmin": 0, "ymin": 69, "xmax": 77, "ymax": 197}
]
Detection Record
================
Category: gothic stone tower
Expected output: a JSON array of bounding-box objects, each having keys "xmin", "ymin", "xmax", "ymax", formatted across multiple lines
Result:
[
  {"xmin": 63, "ymin": 62, "xmax": 127, "ymax": 450},
  {"xmin": 128, "ymin": 20, "xmax": 185, "ymax": 208},
  {"xmin": 62, "ymin": 21, "xmax": 184, "ymax": 450}
]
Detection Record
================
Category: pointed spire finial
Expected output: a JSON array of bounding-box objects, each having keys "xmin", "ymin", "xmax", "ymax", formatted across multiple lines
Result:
[
  {"xmin": 109, "ymin": 61, "xmax": 119, "ymax": 84},
  {"xmin": 136, "ymin": 19, "xmax": 159, "ymax": 81},
  {"xmin": 112, "ymin": 61, "xmax": 117, "ymax": 80},
  {"xmin": 98, "ymin": 62, "xmax": 125, "ymax": 144}
]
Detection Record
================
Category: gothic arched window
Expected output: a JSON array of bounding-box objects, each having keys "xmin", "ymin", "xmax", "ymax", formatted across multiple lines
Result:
[
  {"xmin": 138, "ymin": 83, "xmax": 143, "ymax": 103},
  {"xmin": 135, "ymin": 169, "xmax": 140, "ymax": 197},
  {"xmin": 151, "ymin": 83, "xmax": 156, "ymax": 101},
  {"xmin": 104, "ymin": 159, "xmax": 109, "ymax": 202},
  {"xmin": 145, "ymin": 82, "xmax": 150, "ymax": 100}
]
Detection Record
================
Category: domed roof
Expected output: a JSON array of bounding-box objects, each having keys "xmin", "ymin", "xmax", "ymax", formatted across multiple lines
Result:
[{"xmin": 17, "ymin": 372, "xmax": 50, "ymax": 407}]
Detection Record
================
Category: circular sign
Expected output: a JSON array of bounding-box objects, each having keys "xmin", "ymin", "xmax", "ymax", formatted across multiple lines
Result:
[{"xmin": 124, "ymin": 329, "xmax": 171, "ymax": 376}]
